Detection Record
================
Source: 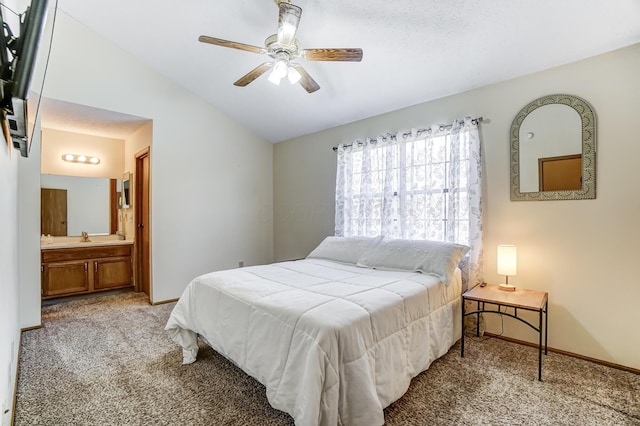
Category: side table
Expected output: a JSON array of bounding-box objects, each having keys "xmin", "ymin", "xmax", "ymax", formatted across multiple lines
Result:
[{"xmin": 461, "ymin": 284, "xmax": 548, "ymax": 381}]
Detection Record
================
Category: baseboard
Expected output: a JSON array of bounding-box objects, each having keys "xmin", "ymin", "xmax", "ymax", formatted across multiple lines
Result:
[
  {"xmin": 20, "ymin": 325, "xmax": 42, "ymax": 332},
  {"xmin": 484, "ymin": 332, "xmax": 640, "ymax": 376},
  {"xmin": 10, "ymin": 332, "xmax": 23, "ymax": 426},
  {"xmin": 151, "ymin": 298, "xmax": 178, "ymax": 306}
]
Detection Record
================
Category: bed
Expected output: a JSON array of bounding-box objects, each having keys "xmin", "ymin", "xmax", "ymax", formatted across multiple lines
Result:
[{"xmin": 165, "ymin": 236, "xmax": 470, "ymax": 426}]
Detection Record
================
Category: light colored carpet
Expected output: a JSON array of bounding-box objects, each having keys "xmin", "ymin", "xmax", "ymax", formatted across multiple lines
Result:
[{"xmin": 15, "ymin": 292, "xmax": 640, "ymax": 425}]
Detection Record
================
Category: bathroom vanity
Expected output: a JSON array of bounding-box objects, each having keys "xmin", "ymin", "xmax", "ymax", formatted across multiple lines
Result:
[{"xmin": 41, "ymin": 240, "xmax": 134, "ymax": 299}]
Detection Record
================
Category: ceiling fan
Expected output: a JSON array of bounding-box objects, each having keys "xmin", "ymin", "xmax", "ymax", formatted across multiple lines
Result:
[{"xmin": 198, "ymin": 0, "xmax": 363, "ymax": 93}]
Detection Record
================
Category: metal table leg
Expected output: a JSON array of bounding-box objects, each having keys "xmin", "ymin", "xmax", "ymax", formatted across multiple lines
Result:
[
  {"xmin": 545, "ymin": 300, "xmax": 548, "ymax": 355},
  {"xmin": 461, "ymin": 297, "xmax": 465, "ymax": 357},
  {"xmin": 538, "ymin": 307, "xmax": 543, "ymax": 381}
]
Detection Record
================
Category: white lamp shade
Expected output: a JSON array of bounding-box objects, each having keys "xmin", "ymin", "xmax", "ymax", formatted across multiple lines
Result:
[
  {"xmin": 497, "ymin": 245, "xmax": 517, "ymax": 276},
  {"xmin": 287, "ymin": 66, "xmax": 302, "ymax": 84}
]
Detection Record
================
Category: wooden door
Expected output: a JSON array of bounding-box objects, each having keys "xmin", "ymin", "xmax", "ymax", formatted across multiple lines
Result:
[
  {"xmin": 135, "ymin": 147, "xmax": 151, "ymax": 297},
  {"xmin": 538, "ymin": 154, "xmax": 582, "ymax": 191},
  {"xmin": 41, "ymin": 188, "xmax": 68, "ymax": 236}
]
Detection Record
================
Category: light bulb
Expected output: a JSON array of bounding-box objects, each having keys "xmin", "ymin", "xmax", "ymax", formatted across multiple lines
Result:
[
  {"xmin": 61, "ymin": 153, "xmax": 100, "ymax": 165},
  {"xmin": 268, "ymin": 69, "xmax": 282, "ymax": 85},
  {"xmin": 268, "ymin": 59, "xmax": 289, "ymax": 85},
  {"xmin": 287, "ymin": 66, "xmax": 302, "ymax": 84},
  {"xmin": 273, "ymin": 60, "xmax": 288, "ymax": 78}
]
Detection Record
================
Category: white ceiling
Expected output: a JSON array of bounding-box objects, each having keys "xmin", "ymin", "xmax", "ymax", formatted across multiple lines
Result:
[
  {"xmin": 49, "ymin": 0, "xmax": 640, "ymax": 143},
  {"xmin": 41, "ymin": 98, "xmax": 150, "ymax": 139}
]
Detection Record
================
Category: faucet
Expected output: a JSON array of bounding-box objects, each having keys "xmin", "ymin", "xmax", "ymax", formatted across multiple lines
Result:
[{"xmin": 80, "ymin": 231, "xmax": 91, "ymax": 242}]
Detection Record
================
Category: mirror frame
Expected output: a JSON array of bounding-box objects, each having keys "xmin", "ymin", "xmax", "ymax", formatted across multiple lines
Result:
[{"xmin": 510, "ymin": 94, "xmax": 596, "ymax": 201}]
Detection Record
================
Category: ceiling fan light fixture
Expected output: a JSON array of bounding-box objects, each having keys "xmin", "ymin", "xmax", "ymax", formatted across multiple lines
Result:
[
  {"xmin": 287, "ymin": 65, "xmax": 302, "ymax": 84},
  {"xmin": 268, "ymin": 57, "xmax": 289, "ymax": 85},
  {"xmin": 268, "ymin": 70, "xmax": 282, "ymax": 85},
  {"xmin": 199, "ymin": 0, "xmax": 362, "ymax": 93}
]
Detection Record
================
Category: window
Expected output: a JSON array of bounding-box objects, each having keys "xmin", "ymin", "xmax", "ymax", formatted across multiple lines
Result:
[{"xmin": 334, "ymin": 118, "xmax": 484, "ymax": 286}]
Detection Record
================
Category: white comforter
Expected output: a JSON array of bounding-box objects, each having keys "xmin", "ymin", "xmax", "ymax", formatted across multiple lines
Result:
[{"xmin": 165, "ymin": 258, "xmax": 462, "ymax": 426}]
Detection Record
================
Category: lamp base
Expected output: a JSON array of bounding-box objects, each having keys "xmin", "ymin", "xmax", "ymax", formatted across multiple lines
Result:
[{"xmin": 498, "ymin": 284, "xmax": 516, "ymax": 292}]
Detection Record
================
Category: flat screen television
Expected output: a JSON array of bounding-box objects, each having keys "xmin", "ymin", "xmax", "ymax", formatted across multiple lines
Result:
[{"xmin": 0, "ymin": 0, "xmax": 57, "ymax": 157}]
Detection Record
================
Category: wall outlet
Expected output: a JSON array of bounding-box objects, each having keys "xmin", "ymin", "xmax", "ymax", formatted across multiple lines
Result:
[
  {"xmin": 3, "ymin": 400, "xmax": 12, "ymax": 426},
  {"xmin": 238, "ymin": 261, "xmax": 244, "ymax": 268}
]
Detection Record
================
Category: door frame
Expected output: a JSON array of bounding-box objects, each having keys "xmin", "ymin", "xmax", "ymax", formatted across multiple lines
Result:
[{"xmin": 134, "ymin": 147, "xmax": 151, "ymax": 298}]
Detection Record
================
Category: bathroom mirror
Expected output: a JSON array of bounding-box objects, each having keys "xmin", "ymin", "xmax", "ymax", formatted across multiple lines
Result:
[
  {"xmin": 41, "ymin": 175, "xmax": 119, "ymax": 236},
  {"xmin": 510, "ymin": 94, "xmax": 596, "ymax": 201}
]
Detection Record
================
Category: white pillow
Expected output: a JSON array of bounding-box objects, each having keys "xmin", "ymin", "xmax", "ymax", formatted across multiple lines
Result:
[
  {"xmin": 357, "ymin": 238, "xmax": 470, "ymax": 284},
  {"xmin": 307, "ymin": 236, "xmax": 383, "ymax": 265}
]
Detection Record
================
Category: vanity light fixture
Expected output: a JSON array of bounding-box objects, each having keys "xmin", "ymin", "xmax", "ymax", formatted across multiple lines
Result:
[{"xmin": 62, "ymin": 154, "xmax": 101, "ymax": 165}]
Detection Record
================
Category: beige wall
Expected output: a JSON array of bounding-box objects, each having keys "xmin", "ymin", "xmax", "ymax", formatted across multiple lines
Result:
[
  {"xmin": 41, "ymin": 129, "xmax": 125, "ymax": 177},
  {"xmin": 4, "ymin": 2, "xmax": 26, "ymax": 420},
  {"xmin": 0, "ymin": 106, "xmax": 20, "ymax": 426},
  {"xmin": 18, "ymin": 9, "xmax": 274, "ymax": 331},
  {"xmin": 122, "ymin": 122, "xmax": 152, "ymax": 242},
  {"xmin": 43, "ymin": 11, "xmax": 273, "ymax": 304},
  {"xmin": 274, "ymin": 43, "xmax": 640, "ymax": 370}
]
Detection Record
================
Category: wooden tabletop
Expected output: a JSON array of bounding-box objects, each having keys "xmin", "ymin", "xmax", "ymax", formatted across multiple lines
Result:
[{"xmin": 463, "ymin": 284, "xmax": 548, "ymax": 310}]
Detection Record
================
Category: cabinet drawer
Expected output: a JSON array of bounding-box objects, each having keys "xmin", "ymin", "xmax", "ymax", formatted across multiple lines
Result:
[{"xmin": 42, "ymin": 245, "xmax": 132, "ymax": 263}]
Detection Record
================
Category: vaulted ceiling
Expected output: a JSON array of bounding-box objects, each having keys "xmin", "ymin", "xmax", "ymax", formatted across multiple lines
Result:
[{"xmin": 48, "ymin": 0, "xmax": 640, "ymax": 142}]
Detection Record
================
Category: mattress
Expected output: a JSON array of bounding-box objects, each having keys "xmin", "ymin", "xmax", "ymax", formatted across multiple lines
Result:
[{"xmin": 165, "ymin": 258, "xmax": 462, "ymax": 426}]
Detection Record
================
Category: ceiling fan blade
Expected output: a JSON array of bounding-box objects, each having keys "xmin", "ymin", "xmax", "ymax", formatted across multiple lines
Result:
[
  {"xmin": 300, "ymin": 48, "xmax": 363, "ymax": 62},
  {"xmin": 234, "ymin": 63, "xmax": 273, "ymax": 87},
  {"xmin": 291, "ymin": 63, "xmax": 320, "ymax": 93},
  {"xmin": 277, "ymin": 2, "xmax": 302, "ymax": 46},
  {"xmin": 198, "ymin": 35, "xmax": 266, "ymax": 54}
]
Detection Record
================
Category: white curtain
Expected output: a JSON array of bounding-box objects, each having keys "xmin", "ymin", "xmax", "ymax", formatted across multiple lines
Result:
[{"xmin": 335, "ymin": 118, "xmax": 483, "ymax": 288}]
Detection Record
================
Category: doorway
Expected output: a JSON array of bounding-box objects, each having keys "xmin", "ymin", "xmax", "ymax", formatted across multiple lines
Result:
[
  {"xmin": 538, "ymin": 154, "xmax": 582, "ymax": 191},
  {"xmin": 41, "ymin": 188, "xmax": 67, "ymax": 235},
  {"xmin": 134, "ymin": 147, "xmax": 151, "ymax": 298}
]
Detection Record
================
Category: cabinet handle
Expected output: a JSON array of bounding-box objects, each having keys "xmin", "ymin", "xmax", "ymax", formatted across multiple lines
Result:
[
  {"xmin": 84, "ymin": 263, "xmax": 87, "ymax": 272},
  {"xmin": 95, "ymin": 263, "xmax": 98, "ymax": 273}
]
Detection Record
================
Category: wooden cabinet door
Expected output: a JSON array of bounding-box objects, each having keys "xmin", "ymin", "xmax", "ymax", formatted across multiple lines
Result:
[
  {"xmin": 94, "ymin": 257, "xmax": 132, "ymax": 290},
  {"xmin": 42, "ymin": 261, "xmax": 89, "ymax": 297}
]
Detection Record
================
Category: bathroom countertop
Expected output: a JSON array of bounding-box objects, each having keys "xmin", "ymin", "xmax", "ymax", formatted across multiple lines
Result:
[{"xmin": 41, "ymin": 239, "xmax": 134, "ymax": 250}]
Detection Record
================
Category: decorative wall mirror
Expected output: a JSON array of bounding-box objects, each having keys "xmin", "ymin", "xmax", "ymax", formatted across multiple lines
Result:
[{"xmin": 510, "ymin": 94, "xmax": 596, "ymax": 201}]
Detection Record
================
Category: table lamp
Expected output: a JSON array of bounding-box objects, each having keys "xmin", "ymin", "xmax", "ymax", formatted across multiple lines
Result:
[{"xmin": 497, "ymin": 244, "xmax": 517, "ymax": 291}]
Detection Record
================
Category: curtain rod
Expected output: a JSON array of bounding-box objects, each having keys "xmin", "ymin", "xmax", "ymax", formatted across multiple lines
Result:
[{"xmin": 332, "ymin": 116, "xmax": 483, "ymax": 152}]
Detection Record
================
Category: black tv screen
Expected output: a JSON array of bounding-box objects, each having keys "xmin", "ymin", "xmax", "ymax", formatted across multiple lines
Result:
[{"xmin": 0, "ymin": 0, "xmax": 57, "ymax": 158}]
